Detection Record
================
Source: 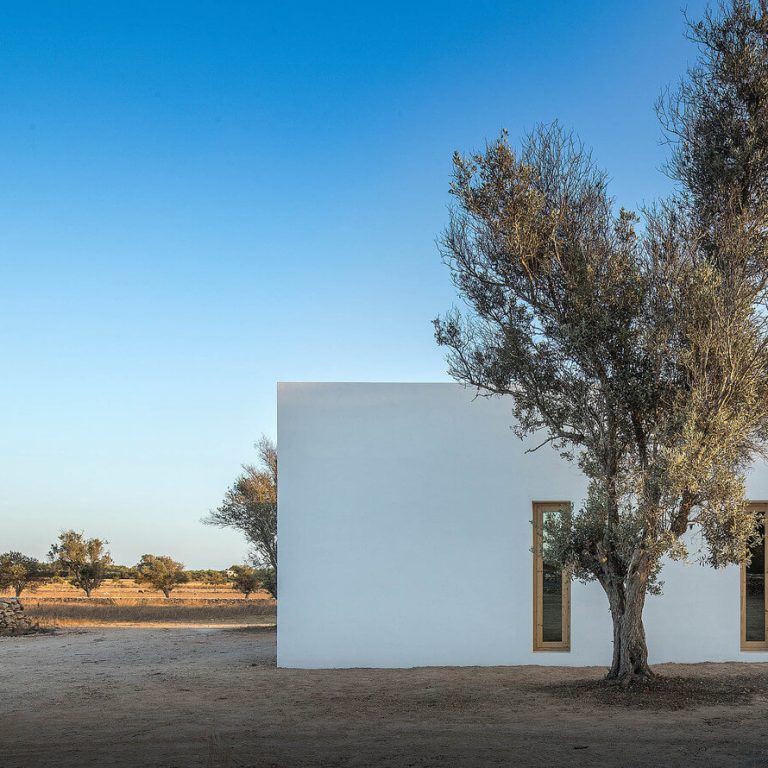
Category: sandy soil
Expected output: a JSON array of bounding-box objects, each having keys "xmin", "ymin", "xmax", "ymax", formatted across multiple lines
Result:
[{"xmin": 3, "ymin": 628, "xmax": 768, "ymax": 768}]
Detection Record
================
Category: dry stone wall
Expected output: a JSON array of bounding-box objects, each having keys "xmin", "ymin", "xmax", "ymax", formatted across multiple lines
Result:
[{"xmin": 0, "ymin": 599, "xmax": 36, "ymax": 636}]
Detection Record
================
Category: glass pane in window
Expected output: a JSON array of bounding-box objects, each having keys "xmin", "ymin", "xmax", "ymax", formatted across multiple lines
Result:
[
  {"xmin": 541, "ymin": 510, "xmax": 563, "ymax": 643},
  {"xmin": 746, "ymin": 519, "xmax": 765, "ymax": 643}
]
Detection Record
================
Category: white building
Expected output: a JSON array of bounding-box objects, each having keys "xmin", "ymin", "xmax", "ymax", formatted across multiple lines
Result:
[{"xmin": 277, "ymin": 382, "xmax": 768, "ymax": 668}]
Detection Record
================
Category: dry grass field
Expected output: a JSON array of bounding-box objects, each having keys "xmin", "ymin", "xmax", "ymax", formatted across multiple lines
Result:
[
  {"xmin": 1, "ymin": 579, "xmax": 276, "ymax": 628},
  {"xmin": 4, "ymin": 627, "xmax": 768, "ymax": 768},
  {"xmin": 0, "ymin": 578, "xmax": 273, "ymax": 600}
]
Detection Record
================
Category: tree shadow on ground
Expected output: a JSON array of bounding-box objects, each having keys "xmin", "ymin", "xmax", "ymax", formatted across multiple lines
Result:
[{"xmin": 539, "ymin": 672, "xmax": 768, "ymax": 710}]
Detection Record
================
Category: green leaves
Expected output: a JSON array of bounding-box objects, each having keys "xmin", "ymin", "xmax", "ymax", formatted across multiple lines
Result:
[
  {"xmin": 436, "ymin": 2, "xmax": 768, "ymax": 599},
  {"xmin": 0, "ymin": 552, "xmax": 41, "ymax": 597},
  {"xmin": 135, "ymin": 555, "xmax": 188, "ymax": 597},
  {"xmin": 49, "ymin": 530, "xmax": 112, "ymax": 597},
  {"xmin": 204, "ymin": 435, "xmax": 277, "ymax": 597}
]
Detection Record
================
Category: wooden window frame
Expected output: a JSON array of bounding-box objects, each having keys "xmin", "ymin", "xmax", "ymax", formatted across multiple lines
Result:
[
  {"xmin": 532, "ymin": 501, "xmax": 571, "ymax": 652},
  {"xmin": 741, "ymin": 501, "xmax": 768, "ymax": 651}
]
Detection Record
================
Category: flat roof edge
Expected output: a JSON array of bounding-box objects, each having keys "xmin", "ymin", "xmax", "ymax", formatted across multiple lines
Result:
[{"xmin": 276, "ymin": 381, "xmax": 463, "ymax": 386}]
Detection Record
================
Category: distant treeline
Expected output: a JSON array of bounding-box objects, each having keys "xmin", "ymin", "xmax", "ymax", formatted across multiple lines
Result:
[
  {"xmin": 2, "ymin": 562, "xmax": 232, "ymax": 583},
  {"xmin": 1, "ymin": 530, "xmax": 273, "ymax": 600},
  {"xmin": 96, "ymin": 565, "xmax": 233, "ymax": 583}
]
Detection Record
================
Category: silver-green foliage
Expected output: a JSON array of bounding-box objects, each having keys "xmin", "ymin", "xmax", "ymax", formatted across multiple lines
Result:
[{"xmin": 435, "ymin": 1, "xmax": 768, "ymax": 680}]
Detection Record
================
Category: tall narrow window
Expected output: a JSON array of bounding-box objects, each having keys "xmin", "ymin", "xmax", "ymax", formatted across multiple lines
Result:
[
  {"xmin": 532, "ymin": 501, "xmax": 571, "ymax": 652},
  {"xmin": 742, "ymin": 502, "xmax": 768, "ymax": 650}
]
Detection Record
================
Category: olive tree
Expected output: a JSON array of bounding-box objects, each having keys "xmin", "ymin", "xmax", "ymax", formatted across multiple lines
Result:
[
  {"xmin": 229, "ymin": 564, "xmax": 262, "ymax": 599},
  {"xmin": 434, "ymin": 1, "xmax": 768, "ymax": 684},
  {"xmin": 0, "ymin": 552, "xmax": 41, "ymax": 598},
  {"xmin": 205, "ymin": 435, "xmax": 277, "ymax": 597},
  {"xmin": 49, "ymin": 531, "xmax": 112, "ymax": 598},
  {"xmin": 135, "ymin": 555, "xmax": 188, "ymax": 598}
]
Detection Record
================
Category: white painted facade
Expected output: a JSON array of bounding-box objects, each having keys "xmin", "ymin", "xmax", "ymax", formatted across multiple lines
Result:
[{"xmin": 277, "ymin": 382, "xmax": 768, "ymax": 668}]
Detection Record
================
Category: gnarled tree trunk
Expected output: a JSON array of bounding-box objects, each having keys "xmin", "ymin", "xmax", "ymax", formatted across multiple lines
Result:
[{"xmin": 601, "ymin": 553, "xmax": 653, "ymax": 684}]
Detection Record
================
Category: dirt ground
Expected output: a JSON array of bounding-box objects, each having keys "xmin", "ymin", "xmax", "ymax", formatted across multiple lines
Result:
[{"xmin": 3, "ymin": 628, "xmax": 768, "ymax": 768}]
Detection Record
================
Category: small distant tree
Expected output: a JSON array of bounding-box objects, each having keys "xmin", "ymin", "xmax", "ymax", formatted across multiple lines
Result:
[
  {"xmin": 49, "ymin": 531, "xmax": 112, "ymax": 597},
  {"xmin": 0, "ymin": 552, "xmax": 42, "ymax": 598},
  {"xmin": 204, "ymin": 435, "xmax": 277, "ymax": 598},
  {"xmin": 253, "ymin": 566, "xmax": 276, "ymax": 599},
  {"xmin": 135, "ymin": 555, "xmax": 188, "ymax": 598},
  {"xmin": 229, "ymin": 564, "xmax": 262, "ymax": 598}
]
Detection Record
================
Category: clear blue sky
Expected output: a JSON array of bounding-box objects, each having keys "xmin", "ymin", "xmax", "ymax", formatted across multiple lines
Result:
[{"xmin": 1, "ymin": 1, "xmax": 708, "ymax": 568}]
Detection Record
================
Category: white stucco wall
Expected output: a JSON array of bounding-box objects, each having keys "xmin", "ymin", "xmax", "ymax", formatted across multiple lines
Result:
[{"xmin": 277, "ymin": 382, "xmax": 768, "ymax": 668}]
